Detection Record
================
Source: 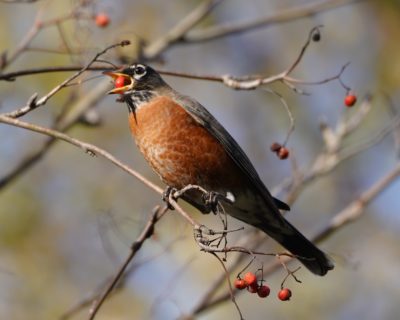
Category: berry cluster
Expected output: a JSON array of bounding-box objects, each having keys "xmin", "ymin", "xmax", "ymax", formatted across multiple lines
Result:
[
  {"xmin": 234, "ymin": 272, "xmax": 292, "ymax": 301},
  {"xmin": 270, "ymin": 142, "xmax": 289, "ymax": 160}
]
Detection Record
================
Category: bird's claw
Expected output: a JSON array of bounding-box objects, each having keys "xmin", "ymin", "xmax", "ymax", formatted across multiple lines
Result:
[
  {"xmin": 162, "ymin": 186, "xmax": 178, "ymax": 210},
  {"xmin": 202, "ymin": 191, "xmax": 232, "ymax": 213}
]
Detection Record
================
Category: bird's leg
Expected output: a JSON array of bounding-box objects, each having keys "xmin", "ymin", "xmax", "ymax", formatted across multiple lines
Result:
[
  {"xmin": 162, "ymin": 186, "xmax": 178, "ymax": 210},
  {"xmin": 202, "ymin": 191, "xmax": 234, "ymax": 214},
  {"xmin": 194, "ymin": 225, "xmax": 213, "ymax": 248}
]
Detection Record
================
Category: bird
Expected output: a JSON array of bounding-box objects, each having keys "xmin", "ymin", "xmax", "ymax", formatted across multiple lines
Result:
[{"xmin": 104, "ymin": 63, "xmax": 334, "ymax": 276}]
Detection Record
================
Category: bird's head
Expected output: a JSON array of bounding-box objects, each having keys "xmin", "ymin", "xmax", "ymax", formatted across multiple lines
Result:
[{"xmin": 103, "ymin": 63, "xmax": 165, "ymax": 95}]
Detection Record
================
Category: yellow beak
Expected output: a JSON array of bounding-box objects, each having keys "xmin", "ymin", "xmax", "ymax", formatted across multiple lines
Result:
[{"xmin": 103, "ymin": 71, "xmax": 134, "ymax": 94}]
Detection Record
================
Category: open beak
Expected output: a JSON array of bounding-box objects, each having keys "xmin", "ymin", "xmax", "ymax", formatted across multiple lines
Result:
[{"xmin": 103, "ymin": 70, "xmax": 134, "ymax": 94}]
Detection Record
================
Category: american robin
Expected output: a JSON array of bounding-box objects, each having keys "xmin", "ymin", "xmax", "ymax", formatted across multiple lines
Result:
[{"xmin": 104, "ymin": 64, "xmax": 334, "ymax": 276}]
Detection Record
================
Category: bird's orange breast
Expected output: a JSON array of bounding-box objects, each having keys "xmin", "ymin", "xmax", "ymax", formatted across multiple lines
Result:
[{"xmin": 129, "ymin": 96, "xmax": 240, "ymax": 190}]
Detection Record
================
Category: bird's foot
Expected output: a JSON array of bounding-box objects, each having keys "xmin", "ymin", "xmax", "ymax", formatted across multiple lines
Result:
[
  {"xmin": 162, "ymin": 186, "xmax": 178, "ymax": 210},
  {"xmin": 202, "ymin": 191, "xmax": 233, "ymax": 214}
]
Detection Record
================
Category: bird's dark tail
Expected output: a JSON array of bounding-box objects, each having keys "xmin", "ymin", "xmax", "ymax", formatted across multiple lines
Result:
[{"xmin": 257, "ymin": 219, "xmax": 334, "ymax": 276}]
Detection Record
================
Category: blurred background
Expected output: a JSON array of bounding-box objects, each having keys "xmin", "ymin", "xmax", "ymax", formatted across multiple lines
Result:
[{"xmin": 0, "ymin": 0, "xmax": 400, "ymax": 319}]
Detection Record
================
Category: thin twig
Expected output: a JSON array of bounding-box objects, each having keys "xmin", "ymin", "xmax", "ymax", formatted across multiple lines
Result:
[
  {"xmin": 88, "ymin": 205, "xmax": 169, "ymax": 320},
  {"xmin": 60, "ymin": 235, "xmax": 186, "ymax": 320},
  {"xmin": 4, "ymin": 41, "xmax": 129, "ymax": 118},
  {"xmin": 209, "ymin": 252, "xmax": 244, "ymax": 320},
  {"xmin": 184, "ymin": 0, "xmax": 361, "ymax": 43},
  {"xmin": 143, "ymin": 0, "xmax": 225, "ymax": 60},
  {"xmin": 284, "ymin": 25, "xmax": 323, "ymax": 76},
  {"xmin": 0, "ymin": 65, "xmax": 112, "ymax": 80},
  {"xmin": 1, "ymin": 5, "xmax": 81, "ymax": 69}
]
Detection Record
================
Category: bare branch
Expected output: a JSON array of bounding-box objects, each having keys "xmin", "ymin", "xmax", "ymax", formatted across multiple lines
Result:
[
  {"xmin": 209, "ymin": 252, "xmax": 244, "ymax": 320},
  {"xmin": 0, "ymin": 114, "xmax": 163, "ymax": 195},
  {"xmin": 4, "ymin": 41, "xmax": 129, "ymax": 118},
  {"xmin": 0, "ymin": 80, "xmax": 110, "ymax": 190},
  {"xmin": 143, "ymin": 0, "xmax": 225, "ymax": 60},
  {"xmin": 1, "ymin": 6, "xmax": 80, "ymax": 69},
  {"xmin": 61, "ymin": 236, "xmax": 186, "ymax": 320},
  {"xmin": 184, "ymin": 0, "xmax": 362, "ymax": 43},
  {"xmin": 0, "ymin": 0, "xmax": 40, "ymax": 3},
  {"xmin": 315, "ymin": 162, "xmax": 400, "ymax": 242},
  {"xmin": 88, "ymin": 205, "xmax": 169, "ymax": 320},
  {"xmin": 0, "ymin": 66, "xmax": 108, "ymax": 81}
]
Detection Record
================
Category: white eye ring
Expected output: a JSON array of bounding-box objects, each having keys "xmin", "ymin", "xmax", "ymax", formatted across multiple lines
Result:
[{"xmin": 134, "ymin": 64, "xmax": 147, "ymax": 80}]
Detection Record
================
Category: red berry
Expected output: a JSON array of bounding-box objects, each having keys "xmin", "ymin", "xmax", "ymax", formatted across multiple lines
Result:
[
  {"xmin": 270, "ymin": 142, "xmax": 282, "ymax": 153},
  {"xmin": 344, "ymin": 94, "xmax": 357, "ymax": 107},
  {"xmin": 234, "ymin": 279, "xmax": 247, "ymax": 290},
  {"xmin": 243, "ymin": 272, "xmax": 257, "ymax": 287},
  {"xmin": 115, "ymin": 76, "xmax": 128, "ymax": 89},
  {"xmin": 95, "ymin": 13, "xmax": 110, "ymax": 28},
  {"xmin": 278, "ymin": 147, "xmax": 289, "ymax": 160},
  {"xmin": 257, "ymin": 285, "xmax": 270, "ymax": 298},
  {"xmin": 278, "ymin": 288, "xmax": 292, "ymax": 301},
  {"xmin": 247, "ymin": 283, "xmax": 258, "ymax": 293}
]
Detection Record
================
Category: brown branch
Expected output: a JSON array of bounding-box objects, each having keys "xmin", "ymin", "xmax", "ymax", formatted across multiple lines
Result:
[
  {"xmin": 0, "ymin": 115, "xmax": 163, "ymax": 194},
  {"xmin": 88, "ymin": 205, "xmax": 169, "ymax": 320},
  {"xmin": 0, "ymin": 0, "xmax": 40, "ymax": 3},
  {"xmin": 0, "ymin": 66, "xmax": 112, "ymax": 81},
  {"xmin": 184, "ymin": 0, "xmax": 362, "ymax": 43},
  {"xmin": 142, "ymin": 0, "xmax": 225, "ymax": 60},
  {"xmin": 1, "ymin": 5, "xmax": 81, "ymax": 69},
  {"xmin": 0, "ymin": 80, "xmax": 110, "ymax": 190},
  {"xmin": 61, "ymin": 235, "xmax": 186, "ymax": 320},
  {"xmin": 314, "ymin": 162, "xmax": 400, "ymax": 242},
  {"xmin": 209, "ymin": 252, "xmax": 244, "ymax": 320},
  {"xmin": 284, "ymin": 25, "xmax": 323, "ymax": 76},
  {"xmin": 4, "ymin": 41, "xmax": 129, "ymax": 119},
  {"xmin": 0, "ymin": 115, "xmax": 203, "ymax": 231},
  {"xmin": 0, "ymin": 27, "xmax": 348, "ymax": 99},
  {"xmin": 155, "ymin": 27, "xmax": 351, "ymax": 92}
]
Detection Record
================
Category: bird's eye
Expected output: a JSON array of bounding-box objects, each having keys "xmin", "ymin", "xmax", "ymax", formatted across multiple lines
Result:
[{"xmin": 134, "ymin": 65, "xmax": 147, "ymax": 79}]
